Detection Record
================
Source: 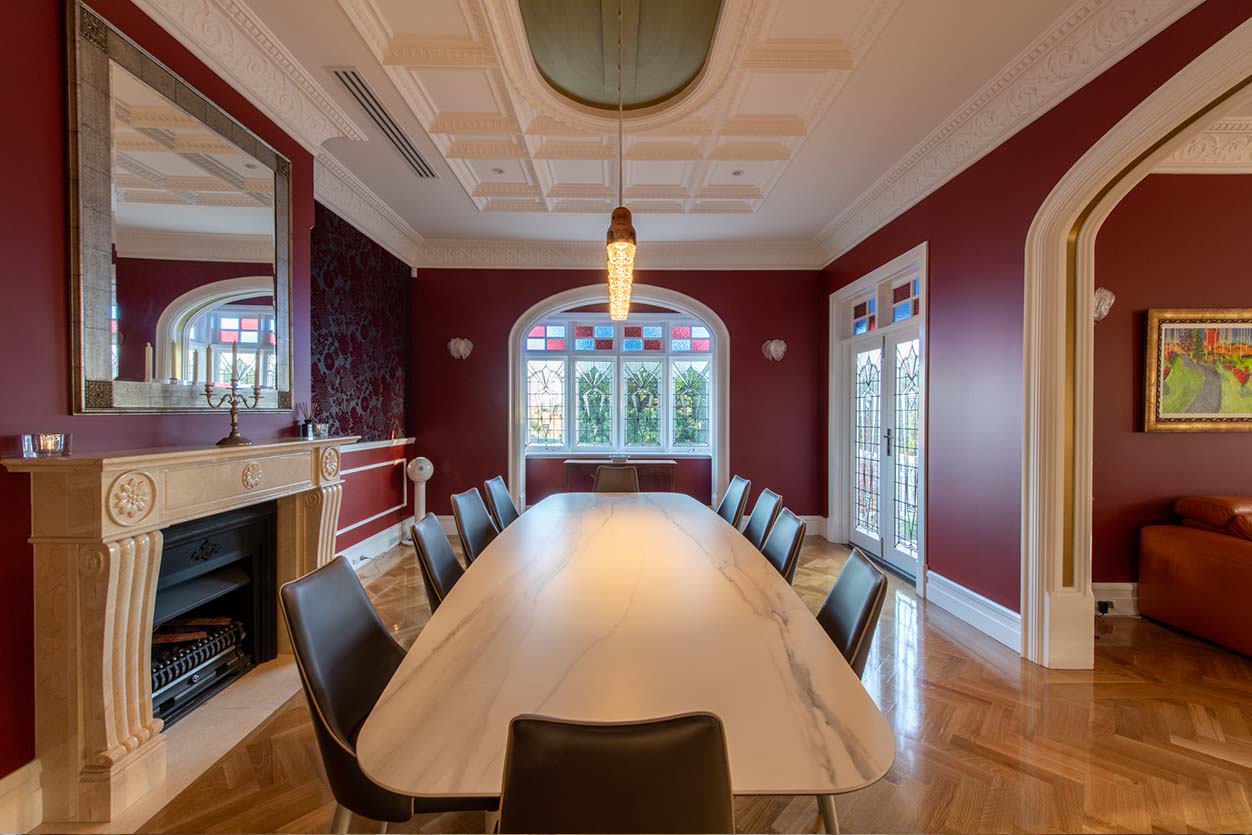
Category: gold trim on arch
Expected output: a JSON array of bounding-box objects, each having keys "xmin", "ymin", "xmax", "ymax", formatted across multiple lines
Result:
[{"xmin": 1060, "ymin": 73, "xmax": 1252, "ymax": 586}]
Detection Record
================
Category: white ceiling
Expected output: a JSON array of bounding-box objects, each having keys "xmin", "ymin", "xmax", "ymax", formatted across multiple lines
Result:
[{"xmin": 137, "ymin": 0, "xmax": 1202, "ymax": 266}]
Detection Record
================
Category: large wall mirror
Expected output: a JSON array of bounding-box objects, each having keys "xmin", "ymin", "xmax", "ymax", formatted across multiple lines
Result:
[{"xmin": 68, "ymin": 1, "xmax": 292, "ymax": 413}]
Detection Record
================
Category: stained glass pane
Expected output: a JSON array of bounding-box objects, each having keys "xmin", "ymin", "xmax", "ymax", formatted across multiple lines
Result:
[
  {"xmin": 217, "ymin": 351, "xmax": 257, "ymax": 386},
  {"xmin": 868, "ymin": 298, "xmax": 877, "ymax": 314},
  {"xmin": 913, "ymin": 299, "xmax": 920, "ymax": 316},
  {"xmin": 852, "ymin": 303, "xmax": 866, "ymax": 319},
  {"xmin": 241, "ymin": 318, "xmax": 259, "ymax": 330},
  {"xmin": 623, "ymin": 338, "xmax": 644, "ymax": 351},
  {"xmin": 528, "ymin": 325, "xmax": 546, "ymax": 338},
  {"xmin": 269, "ymin": 332, "xmax": 276, "ymax": 345},
  {"xmin": 624, "ymin": 326, "xmax": 642, "ymax": 338},
  {"xmin": 643, "ymin": 338, "xmax": 662, "ymax": 351},
  {"xmin": 671, "ymin": 360, "xmax": 711, "ymax": 447},
  {"xmin": 240, "ymin": 331, "xmax": 259, "ymax": 344},
  {"xmin": 526, "ymin": 338, "xmax": 545, "ymax": 351},
  {"xmin": 672, "ymin": 325, "xmax": 691, "ymax": 338},
  {"xmin": 220, "ymin": 317, "xmax": 239, "ymax": 330},
  {"xmin": 220, "ymin": 331, "xmax": 239, "ymax": 343},
  {"xmin": 546, "ymin": 338, "xmax": 566, "ymax": 350},
  {"xmin": 526, "ymin": 359, "xmax": 565, "ymax": 446},
  {"xmin": 853, "ymin": 319, "xmax": 868, "ymax": 336},
  {"xmin": 893, "ymin": 283, "xmax": 911, "ymax": 304},
  {"xmin": 642, "ymin": 326, "xmax": 663, "ymax": 339},
  {"xmin": 691, "ymin": 326, "xmax": 710, "ymax": 339},
  {"xmin": 575, "ymin": 360, "xmax": 614, "ymax": 446},
  {"xmin": 868, "ymin": 315, "xmax": 876, "ymax": 330},
  {"xmin": 691, "ymin": 338, "xmax": 710, "ymax": 351},
  {"xmin": 546, "ymin": 325, "xmax": 566, "ymax": 338},
  {"xmin": 854, "ymin": 348, "xmax": 882, "ymax": 539},
  {"xmin": 912, "ymin": 278, "xmax": 920, "ymax": 296},
  {"xmin": 624, "ymin": 360, "xmax": 662, "ymax": 447},
  {"xmin": 594, "ymin": 325, "xmax": 614, "ymax": 339},
  {"xmin": 671, "ymin": 338, "xmax": 692, "ymax": 351},
  {"xmin": 894, "ymin": 339, "xmax": 921, "ymax": 556},
  {"xmin": 892, "ymin": 301, "xmax": 912, "ymax": 322},
  {"xmin": 595, "ymin": 338, "xmax": 613, "ymax": 350},
  {"xmin": 575, "ymin": 325, "xmax": 594, "ymax": 338},
  {"xmin": 574, "ymin": 338, "xmax": 595, "ymax": 351}
]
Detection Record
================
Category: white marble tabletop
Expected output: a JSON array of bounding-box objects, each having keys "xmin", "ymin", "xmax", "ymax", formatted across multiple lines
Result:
[{"xmin": 357, "ymin": 492, "xmax": 895, "ymax": 798}]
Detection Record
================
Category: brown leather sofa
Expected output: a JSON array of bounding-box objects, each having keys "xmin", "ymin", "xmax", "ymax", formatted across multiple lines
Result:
[{"xmin": 1140, "ymin": 496, "xmax": 1252, "ymax": 657}]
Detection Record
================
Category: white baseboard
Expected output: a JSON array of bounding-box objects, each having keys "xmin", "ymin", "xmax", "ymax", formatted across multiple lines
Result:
[
  {"xmin": 338, "ymin": 521, "xmax": 408, "ymax": 569},
  {"xmin": 1092, "ymin": 582, "xmax": 1139, "ymax": 617},
  {"xmin": 0, "ymin": 759, "xmax": 41, "ymax": 834},
  {"xmin": 925, "ymin": 571, "xmax": 1022, "ymax": 651},
  {"xmin": 799, "ymin": 516, "xmax": 829, "ymax": 541},
  {"xmin": 437, "ymin": 514, "xmax": 458, "ymax": 536}
]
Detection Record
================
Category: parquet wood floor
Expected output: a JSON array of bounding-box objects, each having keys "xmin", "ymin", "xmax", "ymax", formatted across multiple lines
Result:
[{"xmin": 138, "ymin": 537, "xmax": 1252, "ymax": 834}]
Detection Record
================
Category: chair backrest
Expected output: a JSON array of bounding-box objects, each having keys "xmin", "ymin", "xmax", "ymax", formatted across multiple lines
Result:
[
  {"xmin": 279, "ymin": 557, "xmax": 411, "ymax": 821},
  {"xmin": 484, "ymin": 475, "xmax": 520, "ymax": 530},
  {"xmin": 816, "ymin": 548, "xmax": 888, "ymax": 678},
  {"xmin": 593, "ymin": 465, "xmax": 639, "ymax": 493},
  {"xmin": 760, "ymin": 507, "xmax": 806, "ymax": 583},
  {"xmin": 742, "ymin": 488, "xmax": 782, "ymax": 549},
  {"xmin": 715, "ymin": 475, "xmax": 751, "ymax": 529},
  {"xmin": 451, "ymin": 487, "xmax": 499, "ymax": 564},
  {"xmin": 499, "ymin": 713, "xmax": 734, "ymax": 834},
  {"xmin": 410, "ymin": 513, "xmax": 465, "ymax": 613}
]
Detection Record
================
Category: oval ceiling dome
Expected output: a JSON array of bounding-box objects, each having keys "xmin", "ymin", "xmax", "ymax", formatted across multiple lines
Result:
[{"xmin": 518, "ymin": 0, "xmax": 723, "ymax": 111}]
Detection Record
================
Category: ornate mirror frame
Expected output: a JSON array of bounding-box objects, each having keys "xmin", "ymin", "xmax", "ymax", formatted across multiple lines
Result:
[{"xmin": 67, "ymin": 0, "xmax": 293, "ymax": 413}]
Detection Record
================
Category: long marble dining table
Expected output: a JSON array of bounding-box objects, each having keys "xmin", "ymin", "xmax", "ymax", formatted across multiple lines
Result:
[{"xmin": 357, "ymin": 492, "xmax": 895, "ymax": 830}]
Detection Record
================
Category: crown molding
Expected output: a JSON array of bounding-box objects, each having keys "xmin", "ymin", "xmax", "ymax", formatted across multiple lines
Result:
[
  {"xmin": 411, "ymin": 238, "xmax": 823, "ymax": 271},
  {"xmin": 127, "ymin": 0, "xmax": 368, "ymax": 154},
  {"xmin": 313, "ymin": 152, "xmax": 424, "ymax": 264},
  {"xmin": 1155, "ymin": 116, "xmax": 1252, "ymax": 172},
  {"xmin": 113, "ymin": 228, "xmax": 275, "ymax": 262},
  {"xmin": 813, "ymin": 0, "xmax": 1204, "ymax": 265}
]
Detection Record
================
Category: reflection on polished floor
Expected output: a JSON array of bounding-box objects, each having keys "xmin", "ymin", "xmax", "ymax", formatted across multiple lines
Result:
[{"xmin": 138, "ymin": 537, "xmax": 1252, "ymax": 835}]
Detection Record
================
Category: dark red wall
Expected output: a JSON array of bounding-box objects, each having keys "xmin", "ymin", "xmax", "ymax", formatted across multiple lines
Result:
[
  {"xmin": 525, "ymin": 456, "xmax": 713, "ymax": 505},
  {"xmin": 0, "ymin": 1, "xmax": 313, "ymax": 779},
  {"xmin": 114, "ymin": 258, "xmax": 273, "ymax": 380},
  {"xmin": 335, "ymin": 442, "xmax": 417, "ymax": 552},
  {"xmin": 1092, "ymin": 174, "xmax": 1252, "ymax": 583},
  {"xmin": 411, "ymin": 269, "xmax": 825, "ymax": 516},
  {"xmin": 820, "ymin": 2, "xmax": 1252, "ymax": 611}
]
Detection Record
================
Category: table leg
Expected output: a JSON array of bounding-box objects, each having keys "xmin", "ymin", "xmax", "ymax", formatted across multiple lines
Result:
[{"xmin": 817, "ymin": 795, "xmax": 839, "ymax": 834}]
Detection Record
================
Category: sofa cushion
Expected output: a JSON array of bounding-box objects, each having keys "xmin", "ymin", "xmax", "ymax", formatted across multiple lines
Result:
[{"xmin": 1174, "ymin": 496, "xmax": 1252, "ymax": 528}]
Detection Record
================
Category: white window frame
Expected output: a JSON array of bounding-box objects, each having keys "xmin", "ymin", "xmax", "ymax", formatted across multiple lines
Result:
[{"xmin": 523, "ymin": 312, "xmax": 715, "ymax": 457}]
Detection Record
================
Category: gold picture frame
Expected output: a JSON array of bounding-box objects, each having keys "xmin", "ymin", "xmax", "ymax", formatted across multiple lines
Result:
[{"xmin": 1144, "ymin": 308, "xmax": 1252, "ymax": 432}]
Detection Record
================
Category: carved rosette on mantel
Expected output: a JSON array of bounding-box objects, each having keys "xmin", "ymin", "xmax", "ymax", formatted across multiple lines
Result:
[{"xmin": 1, "ymin": 435, "xmax": 357, "ymax": 823}]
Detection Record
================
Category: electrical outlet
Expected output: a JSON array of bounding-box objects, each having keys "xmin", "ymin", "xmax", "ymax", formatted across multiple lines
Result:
[{"xmin": 1096, "ymin": 600, "xmax": 1113, "ymax": 615}]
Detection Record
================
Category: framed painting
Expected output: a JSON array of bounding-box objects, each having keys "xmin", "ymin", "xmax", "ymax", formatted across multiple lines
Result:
[{"xmin": 1145, "ymin": 308, "xmax": 1252, "ymax": 431}]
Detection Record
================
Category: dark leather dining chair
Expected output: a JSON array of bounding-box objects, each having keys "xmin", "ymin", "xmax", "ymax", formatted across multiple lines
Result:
[
  {"xmin": 499, "ymin": 713, "xmax": 734, "ymax": 834},
  {"xmin": 759, "ymin": 507, "xmax": 806, "ymax": 584},
  {"xmin": 817, "ymin": 548, "xmax": 889, "ymax": 678},
  {"xmin": 593, "ymin": 464, "xmax": 640, "ymax": 493},
  {"xmin": 451, "ymin": 487, "xmax": 499, "ymax": 564},
  {"xmin": 715, "ymin": 475, "xmax": 751, "ymax": 529},
  {"xmin": 410, "ymin": 512, "xmax": 464, "ymax": 613},
  {"xmin": 279, "ymin": 557, "xmax": 494, "ymax": 834},
  {"xmin": 742, "ymin": 488, "xmax": 782, "ymax": 550},
  {"xmin": 483, "ymin": 475, "xmax": 520, "ymax": 530}
]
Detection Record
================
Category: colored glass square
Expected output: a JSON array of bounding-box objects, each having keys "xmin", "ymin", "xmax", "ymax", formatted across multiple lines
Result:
[
  {"xmin": 868, "ymin": 298, "xmax": 877, "ymax": 314},
  {"xmin": 893, "ymin": 283, "xmax": 911, "ymax": 304},
  {"xmin": 913, "ymin": 299, "xmax": 920, "ymax": 316},
  {"xmin": 526, "ymin": 338, "xmax": 545, "ymax": 351},
  {"xmin": 546, "ymin": 325, "xmax": 566, "ymax": 338},
  {"xmin": 852, "ymin": 303, "xmax": 866, "ymax": 319},
  {"xmin": 575, "ymin": 325, "xmax": 594, "ymax": 337},
  {"xmin": 868, "ymin": 315, "xmax": 876, "ymax": 330},
  {"xmin": 691, "ymin": 326, "xmax": 710, "ymax": 339},
  {"xmin": 528, "ymin": 325, "xmax": 545, "ymax": 338},
  {"xmin": 671, "ymin": 338, "xmax": 692, "ymax": 351},
  {"xmin": 220, "ymin": 317, "xmax": 239, "ymax": 329},
  {"xmin": 574, "ymin": 338, "xmax": 594, "ymax": 351},
  {"xmin": 546, "ymin": 338, "xmax": 565, "ymax": 350},
  {"xmin": 643, "ymin": 325, "xmax": 662, "ymax": 339},
  {"xmin": 110, "ymin": 321, "xmax": 117, "ymax": 333},
  {"xmin": 269, "ymin": 332, "xmax": 277, "ymax": 345},
  {"xmin": 594, "ymin": 325, "xmax": 614, "ymax": 338},
  {"xmin": 220, "ymin": 331, "xmax": 239, "ymax": 342},
  {"xmin": 893, "ymin": 301, "xmax": 912, "ymax": 322},
  {"xmin": 594, "ymin": 338, "xmax": 613, "ymax": 350},
  {"xmin": 623, "ymin": 338, "xmax": 643, "ymax": 351},
  {"xmin": 644, "ymin": 338, "xmax": 662, "ymax": 351},
  {"xmin": 241, "ymin": 331, "xmax": 259, "ymax": 344},
  {"xmin": 624, "ymin": 326, "xmax": 642, "ymax": 337},
  {"xmin": 852, "ymin": 319, "xmax": 868, "ymax": 335},
  {"xmin": 241, "ymin": 318, "xmax": 259, "ymax": 330},
  {"xmin": 672, "ymin": 325, "xmax": 691, "ymax": 338},
  {"xmin": 912, "ymin": 278, "xmax": 920, "ymax": 296},
  {"xmin": 691, "ymin": 338, "xmax": 710, "ymax": 351}
]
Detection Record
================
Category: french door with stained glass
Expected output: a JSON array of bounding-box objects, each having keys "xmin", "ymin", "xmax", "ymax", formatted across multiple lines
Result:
[{"xmin": 849, "ymin": 326, "xmax": 923, "ymax": 578}]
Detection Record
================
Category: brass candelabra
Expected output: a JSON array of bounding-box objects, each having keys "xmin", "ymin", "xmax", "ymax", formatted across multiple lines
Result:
[{"xmin": 204, "ymin": 351, "xmax": 262, "ymax": 446}]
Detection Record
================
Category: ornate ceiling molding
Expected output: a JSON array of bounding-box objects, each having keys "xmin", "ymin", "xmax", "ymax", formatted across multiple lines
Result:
[
  {"xmin": 813, "ymin": 0, "xmax": 1204, "ymax": 265},
  {"xmin": 113, "ymin": 228, "xmax": 275, "ymax": 262},
  {"xmin": 128, "ymin": 0, "xmax": 368, "ymax": 154},
  {"xmin": 1156, "ymin": 117, "xmax": 1252, "ymax": 172},
  {"xmin": 313, "ymin": 153, "xmax": 423, "ymax": 264},
  {"xmin": 411, "ymin": 237, "xmax": 822, "ymax": 271}
]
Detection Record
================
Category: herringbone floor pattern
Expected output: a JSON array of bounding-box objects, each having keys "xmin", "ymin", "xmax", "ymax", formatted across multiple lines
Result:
[{"xmin": 138, "ymin": 538, "xmax": 1252, "ymax": 834}]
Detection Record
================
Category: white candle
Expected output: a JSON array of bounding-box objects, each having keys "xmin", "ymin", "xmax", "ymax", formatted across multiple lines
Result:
[
  {"xmin": 171, "ymin": 340, "xmax": 180, "ymax": 379},
  {"xmin": 144, "ymin": 342, "xmax": 153, "ymax": 382},
  {"xmin": 206, "ymin": 345, "xmax": 213, "ymax": 385},
  {"xmin": 191, "ymin": 348, "xmax": 199, "ymax": 384},
  {"xmin": 231, "ymin": 340, "xmax": 238, "ymax": 382}
]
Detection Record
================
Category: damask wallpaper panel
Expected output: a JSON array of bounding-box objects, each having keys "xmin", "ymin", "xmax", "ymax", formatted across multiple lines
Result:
[{"xmin": 311, "ymin": 203, "xmax": 411, "ymax": 441}]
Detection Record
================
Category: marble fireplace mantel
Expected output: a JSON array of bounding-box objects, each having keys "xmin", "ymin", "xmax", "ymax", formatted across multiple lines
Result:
[{"xmin": 2, "ymin": 436, "xmax": 358, "ymax": 824}]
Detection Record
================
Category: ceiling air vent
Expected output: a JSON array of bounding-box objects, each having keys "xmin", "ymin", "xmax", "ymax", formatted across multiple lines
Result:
[{"xmin": 330, "ymin": 67, "xmax": 437, "ymax": 179}]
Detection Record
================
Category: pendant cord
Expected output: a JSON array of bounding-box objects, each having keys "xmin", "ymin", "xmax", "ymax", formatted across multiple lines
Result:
[{"xmin": 617, "ymin": 0, "xmax": 623, "ymax": 207}]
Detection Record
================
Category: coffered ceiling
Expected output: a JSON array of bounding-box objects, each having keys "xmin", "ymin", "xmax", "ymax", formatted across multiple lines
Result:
[{"xmin": 131, "ymin": 0, "xmax": 1204, "ymax": 268}]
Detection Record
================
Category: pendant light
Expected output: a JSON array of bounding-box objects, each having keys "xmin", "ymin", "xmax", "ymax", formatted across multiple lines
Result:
[{"xmin": 606, "ymin": 0, "xmax": 635, "ymax": 321}]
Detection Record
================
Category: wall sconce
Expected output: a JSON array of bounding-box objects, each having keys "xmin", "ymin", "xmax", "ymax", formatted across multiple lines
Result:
[
  {"xmin": 1093, "ymin": 287, "xmax": 1116, "ymax": 323},
  {"xmin": 761, "ymin": 339, "xmax": 787, "ymax": 362},
  {"xmin": 447, "ymin": 338, "xmax": 473, "ymax": 360}
]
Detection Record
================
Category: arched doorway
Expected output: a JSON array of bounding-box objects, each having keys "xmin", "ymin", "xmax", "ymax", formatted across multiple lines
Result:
[{"xmin": 507, "ymin": 284, "xmax": 730, "ymax": 510}]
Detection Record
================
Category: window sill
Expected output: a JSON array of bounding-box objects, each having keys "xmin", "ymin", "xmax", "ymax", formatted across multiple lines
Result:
[{"xmin": 524, "ymin": 451, "xmax": 712, "ymax": 460}]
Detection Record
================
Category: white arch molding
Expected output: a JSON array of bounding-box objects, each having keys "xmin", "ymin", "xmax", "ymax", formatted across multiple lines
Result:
[
  {"xmin": 508, "ymin": 284, "xmax": 731, "ymax": 511},
  {"xmin": 1021, "ymin": 19, "xmax": 1252, "ymax": 669},
  {"xmin": 153, "ymin": 276, "xmax": 274, "ymax": 379}
]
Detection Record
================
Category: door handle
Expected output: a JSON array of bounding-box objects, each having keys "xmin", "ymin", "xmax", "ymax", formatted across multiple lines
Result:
[{"xmin": 884, "ymin": 428, "xmax": 893, "ymax": 456}]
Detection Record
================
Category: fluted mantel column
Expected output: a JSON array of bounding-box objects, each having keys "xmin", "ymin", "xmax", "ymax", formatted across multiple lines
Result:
[{"xmin": 3, "ymin": 436, "xmax": 357, "ymax": 823}]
